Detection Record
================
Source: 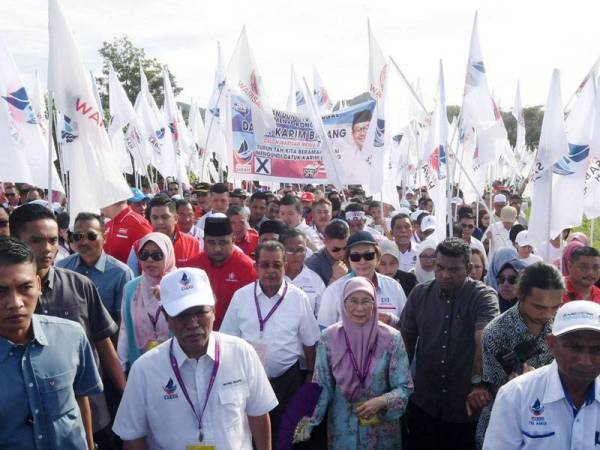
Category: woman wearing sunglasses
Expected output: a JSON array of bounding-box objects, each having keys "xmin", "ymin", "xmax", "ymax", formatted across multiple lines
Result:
[
  {"xmin": 317, "ymin": 231, "xmax": 407, "ymax": 329},
  {"xmin": 295, "ymin": 277, "xmax": 412, "ymax": 449},
  {"xmin": 485, "ymin": 248, "xmax": 527, "ymax": 313},
  {"xmin": 117, "ymin": 232, "xmax": 176, "ymax": 370}
]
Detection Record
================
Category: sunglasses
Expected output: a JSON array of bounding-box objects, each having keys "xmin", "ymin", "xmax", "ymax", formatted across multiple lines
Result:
[
  {"xmin": 331, "ymin": 246, "xmax": 346, "ymax": 253},
  {"xmin": 461, "ymin": 223, "xmax": 475, "ymax": 229},
  {"xmin": 0, "ymin": 220, "xmax": 8, "ymax": 228},
  {"xmin": 257, "ymin": 261, "xmax": 284, "ymax": 270},
  {"xmin": 4, "ymin": 192, "xmax": 16, "ymax": 197},
  {"xmin": 285, "ymin": 247, "xmax": 306, "ymax": 255},
  {"xmin": 71, "ymin": 232, "xmax": 99, "ymax": 242},
  {"xmin": 349, "ymin": 251, "xmax": 377, "ymax": 262},
  {"xmin": 139, "ymin": 251, "xmax": 164, "ymax": 262},
  {"xmin": 497, "ymin": 275, "xmax": 518, "ymax": 285}
]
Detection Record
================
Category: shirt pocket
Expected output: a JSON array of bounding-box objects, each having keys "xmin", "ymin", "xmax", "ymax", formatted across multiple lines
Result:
[
  {"xmin": 521, "ymin": 430, "xmax": 556, "ymax": 448},
  {"xmin": 218, "ymin": 383, "xmax": 249, "ymax": 428},
  {"xmin": 39, "ymin": 369, "xmax": 77, "ymax": 418}
]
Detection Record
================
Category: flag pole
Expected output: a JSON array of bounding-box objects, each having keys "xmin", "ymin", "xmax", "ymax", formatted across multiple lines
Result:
[{"xmin": 47, "ymin": 91, "xmax": 54, "ymax": 207}]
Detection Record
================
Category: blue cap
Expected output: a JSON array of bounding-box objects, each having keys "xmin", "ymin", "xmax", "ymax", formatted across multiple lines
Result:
[{"xmin": 128, "ymin": 188, "xmax": 148, "ymax": 203}]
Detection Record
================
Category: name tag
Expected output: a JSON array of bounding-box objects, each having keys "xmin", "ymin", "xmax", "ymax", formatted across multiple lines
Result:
[{"xmin": 186, "ymin": 444, "xmax": 215, "ymax": 450}]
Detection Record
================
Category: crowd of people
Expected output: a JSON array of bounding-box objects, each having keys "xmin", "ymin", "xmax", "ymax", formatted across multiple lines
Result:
[{"xmin": 1, "ymin": 179, "xmax": 600, "ymax": 450}]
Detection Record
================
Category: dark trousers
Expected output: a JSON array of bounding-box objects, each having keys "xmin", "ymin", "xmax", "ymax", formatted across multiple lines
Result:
[
  {"xmin": 405, "ymin": 401, "xmax": 476, "ymax": 450},
  {"xmin": 269, "ymin": 361, "xmax": 303, "ymax": 448}
]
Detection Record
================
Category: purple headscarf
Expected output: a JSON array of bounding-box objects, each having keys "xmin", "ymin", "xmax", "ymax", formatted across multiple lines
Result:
[
  {"xmin": 562, "ymin": 240, "xmax": 585, "ymax": 276},
  {"xmin": 326, "ymin": 277, "xmax": 394, "ymax": 402}
]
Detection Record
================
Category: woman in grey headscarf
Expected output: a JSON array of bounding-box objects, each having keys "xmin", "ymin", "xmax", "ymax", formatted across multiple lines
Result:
[{"xmin": 485, "ymin": 247, "xmax": 526, "ymax": 313}]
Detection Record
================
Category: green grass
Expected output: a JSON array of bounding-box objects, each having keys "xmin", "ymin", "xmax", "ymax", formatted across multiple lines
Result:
[{"xmin": 574, "ymin": 217, "xmax": 600, "ymax": 248}]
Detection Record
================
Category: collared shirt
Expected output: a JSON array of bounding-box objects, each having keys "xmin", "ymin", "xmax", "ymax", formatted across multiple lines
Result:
[
  {"xmin": 249, "ymin": 215, "xmax": 267, "ymax": 231},
  {"xmin": 317, "ymin": 272, "xmax": 408, "ymax": 329},
  {"xmin": 397, "ymin": 242, "xmax": 418, "ymax": 272},
  {"xmin": 305, "ymin": 247, "xmax": 337, "ymax": 285},
  {"xmin": 285, "ymin": 265, "xmax": 326, "ymax": 316},
  {"xmin": 113, "ymin": 333, "xmax": 278, "ymax": 449},
  {"xmin": 104, "ymin": 207, "xmax": 153, "ymax": 263},
  {"xmin": 220, "ymin": 281, "xmax": 321, "ymax": 378},
  {"xmin": 296, "ymin": 220, "xmax": 324, "ymax": 252},
  {"xmin": 483, "ymin": 360, "xmax": 600, "ymax": 450},
  {"xmin": 57, "ymin": 251, "xmax": 134, "ymax": 320},
  {"xmin": 486, "ymin": 221, "xmax": 513, "ymax": 259},
  {"xmin": 0, "ymin": 315, "xmax": 102, "ymax": 450},
  {"xmin": 182, "ymin": 248, "xmax": 258, "ymax": 330},
  {"xmin": 564, "ymin": 277, "xmax": 600, "ymax": 304},
  {"xmin": 235, "ymin": 229, "xmax": 259, "ymax": 259},
  {"xmin": 400, "ymin": 278, "xmax": 498, "ymax": 423}
]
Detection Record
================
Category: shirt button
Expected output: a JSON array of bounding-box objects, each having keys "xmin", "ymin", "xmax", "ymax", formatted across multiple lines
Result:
[
  {"xmin": 35, "ymin": 409, "xmax": 39, "ymax": 414},
  {"xmin": 442, "ymin": 345, "xmax": 446, "ymax": 349},
  {"xmin": 446, "ymin": 300, "xmax": 450, "ymax": 304},
  {"xmin": 444, "ymin": 330, "xmax": 448, "ymax": 334},
  {"xmin": 37, "ymin": 435, "xmax": 43, "ymax": 440},
  {"xmin": 29, "ymin": 383, "xmax": 34, "ymax": 387},
  {"xmin": 9, "ymin": 352, "xmax": 13, "ymax": 356},
  {"xmin": 441, "ymin": 360, "xmax": 445, "ymax": 364},
  {"xmin": 44, "ymin": 310, "xmax": 48, "ymax": 314}
]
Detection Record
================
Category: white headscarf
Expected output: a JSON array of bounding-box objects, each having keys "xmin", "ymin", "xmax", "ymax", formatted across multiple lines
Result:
[{"xmin": 414, "ymin": 238, "xmax": 437, "ymax": 283}]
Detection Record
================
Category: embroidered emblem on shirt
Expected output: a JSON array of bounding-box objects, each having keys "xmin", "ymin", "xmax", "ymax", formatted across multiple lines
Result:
[
  {"xmin": 163, "ymin": 378, "xmax": 178, "ymax": 399},
  {"xmin": 529, "ymin": 398, "xmax": 547, "ymax": 425},
  {"xmin": 226, "ymin": 272, "xmax": 237, "ymax": 282}
]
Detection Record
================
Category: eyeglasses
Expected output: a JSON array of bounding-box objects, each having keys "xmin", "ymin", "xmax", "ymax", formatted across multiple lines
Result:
[
  {"xmin": 71, "ymin": 232, "xmax": 99, "ymax": 242},
  {"xmin": 460, "ymin": 223, "xmax": 475, "ymax": 229},
  {"xmin": 331, "ymin": 246, "xmax": 346, "ymax": 253},
  {"xmin": 4, "ymin": 192, "xmax": 16, "ymax": 197},
  {"xmin": 0, "ymin": 220, "xmax": 8, "ymax": 228},
  {"xmin": 497, "ymin": 275, "xmax": 518, "ymax": 285},
  {"xmin": 349, "ymin": 252, "xmax": 377, "ymax": 262},
  {"xmin": 419, "ymin": 254, "xmax": 436, "ymax": 261},
  {"xmin": 285, "ymin": 247, "xmax": 306, "ymax": 255},
  {"xmin": 345, "ymin": 299, "xmax": 375, "ymax": 308},
  {"xmin": 139, "ymin": 251, "xmax": 164, "ymax": 261},
  {"xmin": 257, "ymin": 261, "xmax": 284, "ymax": 270}
]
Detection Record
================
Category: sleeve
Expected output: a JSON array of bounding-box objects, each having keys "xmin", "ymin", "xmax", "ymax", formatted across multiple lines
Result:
[
  {"xmin": 475, "ymin": 286, "xmax": 499, "ymax": 330},
  {"xmin": 85, "ymin": 279, "xmax": 118, "ymax": 341},
  {"xmin": 298, "ymin": 292, "xmax": 321, "ymax": 346},
  {"xmin": 243, "ymin": 342, "xmax": 278, "ymax": 416},
  {"xmin": 309, "ymin": 334, "xmax": 334, "ymax": 427},
  {"xmin": 399, "ymin": 287, "xmax": 420, "ymax": 337},
  {"xmin": 482, "ymin": 384, "xmax": 523, "ymax": 450},
  {"xmin": 116, "ymin": 318, "xmax": 129, "ymax": 371},
  {"xmin": 73, "ymin": 329, "xmax": 103, "ymax": 397},
  {"xmin": 481, "ymin": 324, "xmax": 507, "ymax": 386},
  {"xmin": 379, "ymin": 333, "xmax": 414, "ymax": 421},
  {"xmin": 112, "ymin": 360, "xmax": 149, "ymax": 440},
  {"xmin": 313, "ymin": 275, "xmax": 326, "ymax": 317},
  {"xmin": 316, "ymin": 283, "xmax": 340, "ymax": 329},
  {"xmin": 113, "ymin": 268, "xmax": 134, "ymax": 320},
  {"xmin": 127, "ymin": 248, "xmax": 140, "ymax": 277},
  {"xmin": 219, "ymin": 292, "xmax": 241, "ymax": 337}
]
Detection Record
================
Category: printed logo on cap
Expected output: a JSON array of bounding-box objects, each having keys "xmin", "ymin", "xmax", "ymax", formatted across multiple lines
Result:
[{"xmin": 180, "ymin": 272, "xmax": 193, "ymax": 291}]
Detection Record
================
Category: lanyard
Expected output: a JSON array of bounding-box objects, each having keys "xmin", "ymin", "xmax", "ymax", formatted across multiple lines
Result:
[
  {"xmin": 254, "ymin": 281, "xmax": 288, "ymax": 337},
  {"xmin": 147, "ymin": 307, "xmax": 162, "ymax": 338},
  {"xmin": 342, "ymin": 329, "xmax": 377, "ymax": 388},
  {"xmin": 169, "ymin": 335, "xmax": 220, "ymax": 441}
]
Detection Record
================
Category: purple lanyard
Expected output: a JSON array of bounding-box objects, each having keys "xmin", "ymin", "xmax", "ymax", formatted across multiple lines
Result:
[
  {"xmin": 342, "ymin": 329, "xmax": 376, "ymax": 388},
  {"xmin": 147, "ymin": 308, "xmax": 162, "ymax": 336},
  {"xmin": 254, "ymin": 281, "xmax": 288, "ymax": 336},
  {"xmin": 169, "ymin": 335, "xmax": 220, "ymax": 441}
]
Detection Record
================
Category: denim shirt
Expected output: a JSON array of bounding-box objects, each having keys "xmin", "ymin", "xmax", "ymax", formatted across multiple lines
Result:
[{"xmin": 0, "ymin": 314, "xmax": 103, "ymax": 450}]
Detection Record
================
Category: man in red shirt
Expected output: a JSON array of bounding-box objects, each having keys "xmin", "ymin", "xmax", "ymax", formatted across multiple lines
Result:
[
  {"xmin": 182, "ymin": 215, "xmax": 257, "ymax": 329},
  {"xmin": 227, "ymin": 205, "xmax": 258, "ymax": 259},
  {"xmin": 102, "ymin": 199, "xmax": 153, "ymax": 263},
  {"xmin": 127, "ymin": 195, "xmax": 200, "ymax": 275},
  {"xmin": 564, "ymin": 246, "xmax": 600, "ymax": 303}
]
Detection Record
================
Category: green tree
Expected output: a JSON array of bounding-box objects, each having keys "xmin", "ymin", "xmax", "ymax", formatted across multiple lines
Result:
[{"xmin": 95, "ymin": 35, "xmax": 182, "ymax": 112}]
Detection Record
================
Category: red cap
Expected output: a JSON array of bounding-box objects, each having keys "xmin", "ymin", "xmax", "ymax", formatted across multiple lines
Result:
[{"xmin": 301, "ymin": 192, "xmax": 315, "ymax": 202}]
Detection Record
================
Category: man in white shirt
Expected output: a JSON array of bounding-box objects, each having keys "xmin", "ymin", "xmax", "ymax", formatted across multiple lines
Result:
[
  {"xmin": 459, "ymin": 212, "xmax": 487, "ymax": 263},
  {"xmin": 279, "ymin": 195, "xmax": 323, "ymax": 252},
  {"xmin": 391, "ymin": 213, "xmax": 418, "ymax": 272},
  {"xmin": 484, "ymin": 300, "xmax": 600, "ymax": 450},
  {"xmin": 484, "ymin": 206, "xmax": 517, "ymax": 260},
  {"xmin": 220, "ymin": 241, "xmax": 321, "ymax": 446},
  {"xmin": 113, "ymin": 267, "xmax": 277, "ymax": 450},
  {"xmin": 280, "ymin": 228, "xmax": 326, "ymax": 317}
]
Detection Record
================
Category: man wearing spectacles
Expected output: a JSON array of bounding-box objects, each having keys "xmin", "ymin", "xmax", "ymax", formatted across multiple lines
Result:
[
  {"xmin": 0, "ymin": 205, "xmax": 9, "ymax": 237},
  {"xmin": 221, "ymin": 240, "xmax": 320, "ymax": 447},
  {"xmin": 2, "ymin": 184, "xmax": 21, "ymax": 212},
  {"xmin": 459, "ymin": 211, "xmax": 486, "ymax": 263},
  {"xmin": 280, "ymin": 228, "xmax": 326, "ymax": 317},
  {"xmin": 57, "ymin": 213, "xmax": 133, "ymax": 323}
]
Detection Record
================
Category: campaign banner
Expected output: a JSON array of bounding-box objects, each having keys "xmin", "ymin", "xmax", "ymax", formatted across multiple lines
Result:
[{"xmin": 231, "ymin": 94, "xmax": 326, "ymax": 183}]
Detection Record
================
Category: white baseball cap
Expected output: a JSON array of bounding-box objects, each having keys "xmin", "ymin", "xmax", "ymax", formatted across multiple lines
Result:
[
  {"xmin": 552, "ymin": 300, "xmax": 600, "ymax": 336},
  {"xmin": 421, "ymin": 215, "xmax": 437, "ymax": 233},
  {"xmin": 410, "ymin": 209, "xmax": 427, "ymax": 222},
  {"xmin": 493, "ymin": 193, "xmax": 507, "ymax": 204},
  {"xmin": 160, "ymin": 268, "xmax": 215, "ymax": 317},
  {"xmin": 515, "ymin": 230, "xmax": 534, "ymax": 248}
]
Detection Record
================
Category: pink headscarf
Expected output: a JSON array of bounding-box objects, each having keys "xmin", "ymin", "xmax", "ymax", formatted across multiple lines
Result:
[
  {"xmin": 326, "ymin": 277, "xmax": 394, "ymax": 403},
  {"xmin": 131, "ymin": 232, "xmax": 176, "ymax": 351},
  {"xmin": 562, "ymin": 240, "xmax": 585, "ymax": 276}
]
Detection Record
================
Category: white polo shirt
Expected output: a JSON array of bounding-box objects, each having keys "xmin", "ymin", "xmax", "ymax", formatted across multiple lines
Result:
[
  {"xmin": 285, "ymin": 265, "xmax": 326, "ymax": 316},
  {"xmin": 486, "ymin": 221, "xmax": 513, "ymax": 259},
  {"xmin": 296, "ymin": 220, "xmax": 324, "ymax": 251},
  {"xmin": 220, "ymin": 281, "xmax": 321, "ymax": 378},
  {"xmin": 113, "ymin": 333, "xmax": 277, "ymax": 450},
  {"xmin": 483, "ymin": 360, "xmax": 600, "ymax": 450},
  {"xmin": 398, "ymin": 242, "xmax": 418, "ymax": 272},
  {"xmin": 317, "ymin": 272, "xmax": 407, "ymax": 329}
]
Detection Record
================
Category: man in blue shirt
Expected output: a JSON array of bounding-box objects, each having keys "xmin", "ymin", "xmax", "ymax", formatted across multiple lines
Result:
[
  {"xmin": 0, "ymin": 236, "xmax": 102, "ymax": 450},
  {"xmin": 57, "ymin": 212, "xmax": 133, "ymax": 322}
]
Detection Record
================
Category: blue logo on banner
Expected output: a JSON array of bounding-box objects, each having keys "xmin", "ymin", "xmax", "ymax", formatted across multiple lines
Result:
[
  {"xmin": 374, "ymin": 118, "xmax": 385, "ymax": 147},
  {"xmin": 552, "ymin": 143, "xmax": 589, "ymax": 176},
  {"xmin": 61, "ymin": 115, "xmax": 79, "ymax": 143},
  {"xmin": 1, "ymin": 87, "xmax": 38, "ymax": 124}
]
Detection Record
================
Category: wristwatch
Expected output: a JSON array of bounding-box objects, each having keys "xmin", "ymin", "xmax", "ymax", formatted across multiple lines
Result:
[{"xmin": 471, "ymin": 375, "xmax": 483, "ymax": 386}]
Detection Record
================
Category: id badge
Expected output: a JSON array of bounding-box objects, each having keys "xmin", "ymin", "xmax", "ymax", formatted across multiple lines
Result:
[
  {"xmin": 186, "ymin": 442, "xmax": 215, "ymax": 450},
  {"xmin": 250, "ymin": 341, "xmax": 268, "ymax": 367},
  {"xmin": 145, "ymin": 340, "xmax": 160, "ymax": 352}
]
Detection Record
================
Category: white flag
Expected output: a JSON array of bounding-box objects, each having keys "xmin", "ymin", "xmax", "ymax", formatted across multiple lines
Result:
[
  {"xmin": 313, "ymin": 66, "xmax": 333, "ymax": 113},
  {"xmin": 584, "ymin": 75, "xmax": 600, "ymax": 218},
  {"xmin": 108, "ymin": 66, "xmax": 136, "ymax": 173},
  {"xmin": 227, "ymin": 26, "xmax": 276, "ymax": 139},
  {"xmin": 286, "ymin": 65, "xmax": 306, "ymax": 113},
  {"xmin": 512, "ymin": 81, "xmax": 526, "ymax": 156},
  {"xmin": 48, "ymin": 0, "xmax": 130, "ymax": 218},
  {"xmin": 528, "ymin": 70, "xmax": 570, "ymax": 259},
  {"xmin": 162, "ymin": 65, "xmax": 189, "ymax": 185},
  {"xmin": 205, "ymin": 41, "xmax": 228, "ymax": 173}
]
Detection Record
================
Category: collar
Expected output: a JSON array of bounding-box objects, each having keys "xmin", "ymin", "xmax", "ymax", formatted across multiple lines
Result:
[
  {"xmin": 566, "ymin": 277, "xmax": 600, "ymax": 300},
  {"xmin": 543, "ymin": 360, "xmax": 600, "ymax": 405},
  {"xmin": 114, "ymin": 206, "xmax": 132, "ymax": 223},
  {"xmin": 43, "ymin": 266, "xmax": 56, "ymax": 291},
  {"xmin": 0, "ymin": 315, "xmax": 48, "ymax": 362},
  {"xmin": 285, "ymin": 265, "xmax": 307, "ymax": 282},
  {"xmin": 77, "ymin": 251, "xmax": 107, "ymax": 272},
  {"xmin": 256, "ymin": 280, "xmax": 286, "ymax": 299},
  {"xmin": 172, "ymin": 332, "xmax": 217, "ymax": 368}
]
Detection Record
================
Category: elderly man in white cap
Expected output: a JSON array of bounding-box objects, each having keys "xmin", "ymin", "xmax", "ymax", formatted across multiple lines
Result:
[
  {"xmin": 492, "ymin": 194, "xmax": 507, "ymax": 221},
  {"xmin": 113, "ymin": 268, "xmax": 277, "ymax": 450},
  {"xmin": 484, "ymin": 206, "xmax": 518, "ymax": 260},
  {"xmin": 483, "ymin": 300, "xmax": 600, "ymax": 449}
]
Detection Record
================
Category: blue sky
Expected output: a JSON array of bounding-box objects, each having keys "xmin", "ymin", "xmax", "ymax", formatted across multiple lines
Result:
[{"xmin": 1, "ymin": 0, "xmax": 599, "ymax": 110}]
